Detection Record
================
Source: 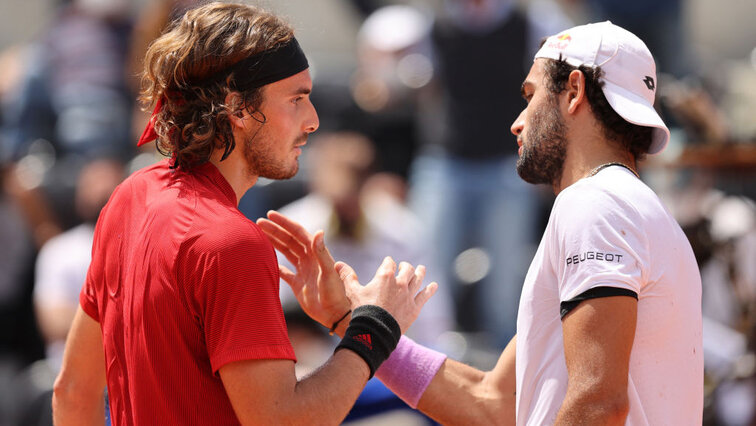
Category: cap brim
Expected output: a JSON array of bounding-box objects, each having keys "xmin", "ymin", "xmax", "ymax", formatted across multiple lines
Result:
[{"xmin": 601, "ymin": 81, "xmax": 670, "ymax": 155}]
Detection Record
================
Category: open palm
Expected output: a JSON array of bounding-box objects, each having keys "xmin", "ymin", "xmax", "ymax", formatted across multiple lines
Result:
[{"xmin": 257, "ymin": 211, "xmax": 351, "ymax": 328}]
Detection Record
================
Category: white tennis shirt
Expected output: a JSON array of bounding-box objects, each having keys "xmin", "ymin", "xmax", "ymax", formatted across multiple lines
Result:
[{"xmin": 515, "ymin": 165, "xmax": 703, "ymax": 425}]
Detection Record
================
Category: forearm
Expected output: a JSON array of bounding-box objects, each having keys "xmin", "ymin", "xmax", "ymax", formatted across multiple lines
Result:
[
  {"xmin": 226, "ymin": 306, "xmax": 401, "ymax": 425},
  {"xmin": 555, "ymin": 388, "xmax": 629, "ymax": 425},
  {"xmin": 417, "ymin": 358, "xmax": 514, "ymax": 425},
  {"xmin": 228, "ymin": 350, "xmax": 370, "ymax": 426},
  {"xmin": 52, "ymin": 377, "xmax": 105, "ymax": 425},
  {"xmin": 53, "ymin": 307, "xmax": 106, "ymax": 426},
  {"xmin": 289, "ymin": 349, "xmax": 372, "ymax": 425},
  {"xmin": 375, "ymin": 336, "xmax": 516, "ymax": 425}
]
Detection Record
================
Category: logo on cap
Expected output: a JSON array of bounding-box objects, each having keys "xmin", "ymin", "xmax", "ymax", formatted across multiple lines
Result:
[
  {"xmin": 643, "ymin": 76, "xmax": 655, "ymax": 91},
  {"xmin": 546, "ymin": 33, "xmax": 572, "ymax": 50}
]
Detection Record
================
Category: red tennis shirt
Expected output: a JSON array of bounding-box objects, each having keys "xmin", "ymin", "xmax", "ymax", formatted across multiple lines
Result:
[{"xmin": 80, "ymin": 159, "xmax": 296, "ymax": 425}]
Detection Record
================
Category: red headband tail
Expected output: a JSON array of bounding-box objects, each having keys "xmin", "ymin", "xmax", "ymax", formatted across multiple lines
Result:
[{"xmin": 137, "ymin": 97, "xmax": 164, "ymax": 147}]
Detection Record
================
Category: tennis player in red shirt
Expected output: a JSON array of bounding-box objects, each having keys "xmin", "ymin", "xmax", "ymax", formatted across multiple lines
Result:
[{"xmin": 52, "ymin": 3, "xmax": 436, "ymax": 425}]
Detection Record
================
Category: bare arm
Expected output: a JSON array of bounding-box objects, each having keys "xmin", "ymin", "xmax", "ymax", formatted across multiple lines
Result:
[
  {"xmin": 220, "ymin": 350, "xmax": 369, "ymax": 425},
  {"xmin": 258, "ymin": 210, "xmax": 513, "ymax": 424},
  {"xmin": 556, "ymin": 296, "xmax": 637, "ymax": 425},
  {"xmin": 53, "ymin": 306, "xmax": 106, "ymax": 426},
  {"xmin": 221, "ymin": 257, "xmax": 436, "ymax": 425},
  {"xmin": 416, "ymin": 336, "xmax": 516, "ymax": 425}
]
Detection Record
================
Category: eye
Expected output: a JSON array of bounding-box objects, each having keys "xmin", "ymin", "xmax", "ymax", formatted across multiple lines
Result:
[{"xmin": 292, "ymin": 96, "xmax": 304, "ymax": 105}]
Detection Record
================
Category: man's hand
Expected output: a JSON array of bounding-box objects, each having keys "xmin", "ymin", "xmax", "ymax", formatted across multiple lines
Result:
[
  {"xmin": 336, "ymin": 258, "xmax": 436, "ymax": 334},
  {"xmin": 257, "ymin": 211, "xmax": 350, "ymax": 329},
  {"xmin": 258, "ymin": 211, "xmax": 438, "ymax": 335}
]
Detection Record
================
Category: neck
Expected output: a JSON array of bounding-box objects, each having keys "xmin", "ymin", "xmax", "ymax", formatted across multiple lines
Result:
[
  {"xmin": 209, "ymin": 148, "xmax": 258, "ymax": 205},
  {"xmin": 554, "ymin": 135, "xmax": 636, "ymax": 195}
]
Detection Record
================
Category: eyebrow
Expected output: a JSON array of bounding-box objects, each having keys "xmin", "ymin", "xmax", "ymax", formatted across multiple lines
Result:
[
  {"xmin": 292, "ymin": 86, "xmax": 311, "ymax": 96},
  {"xmin": 520, "ymin": 81, "xmax": 532, "ymax": 98}
]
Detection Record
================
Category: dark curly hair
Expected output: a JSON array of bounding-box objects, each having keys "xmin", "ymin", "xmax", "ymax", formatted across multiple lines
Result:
[
  {"xmin": 542, "ymin": 58, "xmax": 653, "ymax": 160},
  {"xmin": 139, "ymin": 2, "xmax": 294, "ymax": 170}
]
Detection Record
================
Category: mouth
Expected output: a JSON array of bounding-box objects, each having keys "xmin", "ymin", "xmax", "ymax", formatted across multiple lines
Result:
[{"xmin": 294, "ymin": 134, "xmax": 308, "ymax": 148}]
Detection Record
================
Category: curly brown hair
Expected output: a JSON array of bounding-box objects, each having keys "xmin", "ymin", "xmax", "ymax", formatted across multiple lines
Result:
[
  {"xmin": 542, "ymin": 58, "xmax": 653, "ymax": 161},
  {"xmin": 139, "ymin": 2, "xmax": 294, "ymax": 170}
]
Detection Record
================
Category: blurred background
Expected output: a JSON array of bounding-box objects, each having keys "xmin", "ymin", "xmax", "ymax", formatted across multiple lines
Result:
[{"xmin": 0, "ymin": 0, "xmax": 754, "ymax": 424}]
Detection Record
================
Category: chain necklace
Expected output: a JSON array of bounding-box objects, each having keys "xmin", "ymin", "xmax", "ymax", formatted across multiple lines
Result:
[{"xmin": 588, "ymin": 162, "xmax": 640, "ymax": 179}]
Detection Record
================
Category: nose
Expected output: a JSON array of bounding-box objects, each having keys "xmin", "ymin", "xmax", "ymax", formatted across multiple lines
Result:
[
  {"xmin": 511, "ymin": 110, "xmax": 525, "ymax": 137},
  {"xmin": 304, "ymin": 100, "xmax": 319, "ymax": 134}
]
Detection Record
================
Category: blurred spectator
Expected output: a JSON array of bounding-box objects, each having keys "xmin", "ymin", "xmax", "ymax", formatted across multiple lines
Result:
[
  {"xmin": 276, "ymin": 131, "xmax": 445, "ymax": 424},
  {"xmin": 0, "ymin": 165, "xmax": 45, "ymax": 425},
  {"xmin": 33, "ymin": 158, "xmax": 124, "ymax": 374},
  {"xmin": 406, "ymin": 0, "xmax": 571, "ymax": 347},
  {"xmin": 3, "ymin": 0, "xmax": 134, "ymax": 160},
  {"xmin": 277, "ymin": 131, "xmax": 453, "ymax": 347}
]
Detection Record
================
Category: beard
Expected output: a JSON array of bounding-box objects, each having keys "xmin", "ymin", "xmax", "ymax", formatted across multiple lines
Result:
[
  {"xmin": 515, "ymin": 95, "xmax": 568, "ymax": 186},
  {"xmin": 242, "ymin": 129, "xmax": 306, "ymax": 180}
]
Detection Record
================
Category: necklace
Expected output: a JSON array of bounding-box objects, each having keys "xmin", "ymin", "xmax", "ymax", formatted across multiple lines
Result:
[{"xmin": 588, "ymin": 162, "xmax": 640, "ymax": 179}]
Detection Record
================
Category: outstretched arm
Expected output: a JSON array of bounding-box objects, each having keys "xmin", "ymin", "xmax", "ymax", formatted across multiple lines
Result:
[
  {"xmin": 414, "ymin": 335, "xmax": 516, "ymax": 425},
  {"xmin": 259, "ymin": 210, "xmax": 517, "ymax": 425},
  {"xmin": 220, "ymin": 257, "xmax": 436, "ymax": 425}
]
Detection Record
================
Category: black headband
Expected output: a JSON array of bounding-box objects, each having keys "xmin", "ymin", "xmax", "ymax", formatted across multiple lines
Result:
[
  {"xmin": 137, "ymin": 37, "xmax": 309, "ymax": 147},
  {"xmin": 199, "ymin": 37, "xmax": 309, "ymax": 90}
]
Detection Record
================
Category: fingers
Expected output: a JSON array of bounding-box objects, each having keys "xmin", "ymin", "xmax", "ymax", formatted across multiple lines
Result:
[
  {"xmin": 335, "ymin": 261, "xmax": 360, "ymax": 293},
  {"xmin": 374, "ymin": 256, "xmax": 397, "ymax": 282},
  {"xmin": 266, "ymin": 211, "xmax": 313, "ymax": 246},
  {"xmin": 413, "ymin": 281, "xmax": 438, "ymax": 309},
  {"xmin": 395, "ymin": 261, "xmax": 416, "ymax": 288},
  {"xmin": 257, "ymin": 219, "xmax": 307, "ymax": 264},
  {"xmin": 278, "ymin": 264, "xmax": 299, "ymax": 289},
  {"xmin": 409, "ymin": 265, "xmax": 426, "ymax": 295},
  {"xmin": 312, "ymin": 231, "xmax": 337, "ymax": 271}
]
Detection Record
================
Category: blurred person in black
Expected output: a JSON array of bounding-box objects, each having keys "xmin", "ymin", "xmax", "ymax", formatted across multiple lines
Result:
[{"xmin": 408, "ymin": 0, "xmax": 571, "ymax": 347}]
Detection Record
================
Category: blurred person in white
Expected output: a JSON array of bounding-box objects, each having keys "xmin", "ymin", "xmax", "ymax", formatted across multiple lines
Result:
[
  {"xmin": 33, "ymin": 158, "xmax": 124, "ymax": 372},
  {"xmin": 278, "ymin": 131, "xmax": 453, "ymax": 349}
]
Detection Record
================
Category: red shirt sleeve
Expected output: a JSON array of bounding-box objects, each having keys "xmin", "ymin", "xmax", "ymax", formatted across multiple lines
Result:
[{"xmin": 178, "ymin": 219, "xmax": 295, "ymax": 373}]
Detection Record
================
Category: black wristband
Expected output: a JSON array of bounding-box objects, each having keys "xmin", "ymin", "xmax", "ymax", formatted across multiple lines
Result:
[{"xmin": 335, "ymin": 305, "xmax": 401, "ymax": 378}]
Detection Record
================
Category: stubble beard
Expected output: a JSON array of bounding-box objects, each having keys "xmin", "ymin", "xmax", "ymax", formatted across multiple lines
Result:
[
  {"xmin": 243, "ymin": 129, "xmax": 305, "ymax": 180},
  {"xmin": 515, "ymin": 95, "xmax": 568, "ymax": 186}
]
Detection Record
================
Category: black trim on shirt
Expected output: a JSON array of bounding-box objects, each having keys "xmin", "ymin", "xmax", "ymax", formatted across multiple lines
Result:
[{"xmin": 560, "ymin": 286, "xmax": 638, "ymax": 319}]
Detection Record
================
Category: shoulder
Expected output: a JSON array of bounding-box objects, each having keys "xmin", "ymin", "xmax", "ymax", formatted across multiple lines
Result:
[
  {"xmin": 555, "ymin": 175, "xmax": 639, "ymax": 220},
  {"xmin": 187, "ymin": 214, "xmax": 273, "ymax": 259},
  {"xmin": 549, "ymin": 172, "xmax": 653, "ymax": 246}
]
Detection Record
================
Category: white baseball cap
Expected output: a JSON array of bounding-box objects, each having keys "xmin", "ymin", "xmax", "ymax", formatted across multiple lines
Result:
[{"xmin": 534, "ymin": 21, "xmax": 670, "ymax": 154}]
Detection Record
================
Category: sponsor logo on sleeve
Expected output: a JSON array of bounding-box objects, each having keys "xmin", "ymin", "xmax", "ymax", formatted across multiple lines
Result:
[{"xmin": 565, "ymin": 251, "xmax": 624, "ymax": 266}]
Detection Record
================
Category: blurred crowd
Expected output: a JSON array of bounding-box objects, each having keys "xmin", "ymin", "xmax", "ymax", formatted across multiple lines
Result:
[{"xmin": 0, "ymin": 0, "xmax": 754, "ymax": 425}]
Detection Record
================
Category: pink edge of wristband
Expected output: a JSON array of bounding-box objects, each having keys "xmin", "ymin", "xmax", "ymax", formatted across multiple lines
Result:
[{"xmin": 374, "ymin": 335, "xmax": 447, "ymax": 409}]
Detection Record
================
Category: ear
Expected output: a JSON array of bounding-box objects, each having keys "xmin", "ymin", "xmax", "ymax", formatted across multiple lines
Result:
[
  {"xmin": 225, "ymin": 91, "xmax": 246, "ymax": 129},
  {"xmin": 565, "ymin": 70, "xmax": 587, "ymax": 115}
]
